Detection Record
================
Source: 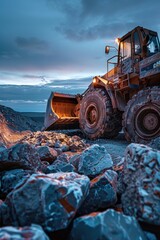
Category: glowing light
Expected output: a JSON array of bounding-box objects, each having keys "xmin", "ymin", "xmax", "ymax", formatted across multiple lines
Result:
[
  {"xmin": 93, "ymin": 78, "xmax": 96, "ymax": 83},
  {"xmin": 115, "ymin": 38, "xmax": 120, "ymax": 45}
]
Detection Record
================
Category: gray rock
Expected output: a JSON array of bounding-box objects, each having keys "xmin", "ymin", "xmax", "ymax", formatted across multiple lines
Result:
[
  {"xmin": 56, "ymin": 153, "xmax": 70, "ymax": 163},
  {"xmin": 144, "ymin": 231, "xmax": 157, "ymax": 240},
  {"xmin": 0, "ymin": 143, "xmax": 6, "ymax": 152},
  {"xmin": 78, "ymin": 144, "xmax": 113, "ymax": 178},
  {"xmin": 0, "ymin": 143, "xmax": 43, "ymax": 172},
  {"xmin": 148, "ymin": 137, "xmax": 160, "ymax": 150},
  {"xmin": 0, "ymin": 169, "xmax": 34, "ymax": 198},
  {"xmin": 0, "ymin": 224, "xmax": 49, "ymax": 240},
  {"xmin": 0, "ymin": 199, "xmax": 3, "ymax": 226},
  {"xmin": 2, "ymin": 172, "xmax": 90, "ymax": 232},
  {"xmin": 78, "ymin": 170, "xmax": 117, "ymax": 215},
  {"xmin": 37, "ymin": 146, "xmax": 58, "ymax": 164},
  {"xmin": 69, "ymin": 154, "xmax": 81, "ymax": 171},
  {"xmin": 121, "ymin": 143, "xmax": 160, "ymax": 225},
  {"xmin": 113, "ymin": 157, "xmax": 126, "ymax": 195},
  {"xmin": 45, "ymin": 160, "xmax": 75, "ymax": 173},
  {"xmin": 69, "ymin": 209, "xmax": 147, "ymax": 240}
]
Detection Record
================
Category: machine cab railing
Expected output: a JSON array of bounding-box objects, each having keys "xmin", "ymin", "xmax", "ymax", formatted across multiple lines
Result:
[{"xmin": 106, "ymin": 55, "xmax": 118, "ymax": 78}]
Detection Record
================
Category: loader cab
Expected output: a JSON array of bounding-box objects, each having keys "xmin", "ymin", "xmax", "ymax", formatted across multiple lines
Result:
[{"xmin": 118, "ymin": 26, "xmax": 160, "ymax": 75}]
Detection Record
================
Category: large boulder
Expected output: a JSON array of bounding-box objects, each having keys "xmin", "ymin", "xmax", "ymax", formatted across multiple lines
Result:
[
  {"xmin": 0, "ymin": 143, "xmax": 43, "ymax": 172},
  {"xmin": 69, "ymin": 209, "xmax": 147, "ymax": 240},
  {"xmin": 121, "ymin": 143, "xmax": 160, "ymax": 225},
  {"xmin": 0, "ymin": 224, "xmax": 49, "ymax": 240},
  {"xmin": 78, "ymin": 170, "xmax": 117, "ymax": 215},
  {"xmin": 2, "ymin": 172, "xmax": 90, "ymax": 231},
  {"xmin": 77, "ymin": 144, "xmax": 113, "ymax": 178},
  {"xmin": 0, "ymin": 169, "xmax": 34, "ymax": 199}
]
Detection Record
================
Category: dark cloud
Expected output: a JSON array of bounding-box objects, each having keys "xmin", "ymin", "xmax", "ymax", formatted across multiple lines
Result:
[
  {"xmin": 53, "ymin": 0, "xmax": 160, "ymax": 41},
  {"xmin": 16, "ymin": 37, "xmax": 49, "ymax": 51},
  {"xmin": 56, "ymin": 22, "xmax": 137, "ymax": 41}
]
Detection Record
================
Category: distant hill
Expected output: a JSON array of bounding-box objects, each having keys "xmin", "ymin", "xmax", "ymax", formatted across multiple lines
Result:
[
  {"xmin": 0, "ymin": 105, "xmax": 43, "ymax": 132},
  {"xmin": 21, "ymin": 112, "xmax": 45, "ymax": 124}
]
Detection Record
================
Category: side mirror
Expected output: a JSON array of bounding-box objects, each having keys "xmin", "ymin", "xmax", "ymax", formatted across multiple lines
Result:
[{"xmin": 105, "ymin": 46, "xmax": 110, "ymax": 54}]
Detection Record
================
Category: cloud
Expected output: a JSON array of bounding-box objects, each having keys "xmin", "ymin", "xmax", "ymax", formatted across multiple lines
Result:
[
  {"xmin": 0, "ymin": 76, "xmax": 92, "ymax": 112},
  {"xmin": 53, "ymin": 0, "xmax": 160, "ymax": 41},
  {"xmin": 16, "ymin": 37, "xmax": 49, "ymax": 51}
]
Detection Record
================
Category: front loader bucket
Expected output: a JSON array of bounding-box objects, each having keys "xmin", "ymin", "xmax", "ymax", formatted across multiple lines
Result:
[{"xmin": 44, "ymin": 92, "xmax": 80, "ymax": 130}]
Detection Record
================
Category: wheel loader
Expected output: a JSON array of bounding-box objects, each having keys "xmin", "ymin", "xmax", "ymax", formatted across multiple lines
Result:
[{"xmin": 44, "ymin": 26, "xmax": 160, "ymax": 143}]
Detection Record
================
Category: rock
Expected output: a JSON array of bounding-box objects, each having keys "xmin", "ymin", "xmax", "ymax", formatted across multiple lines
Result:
[
  {"xmin": 2, "ymin": 172, "xmax": 90, "ymax": 232},
  {"xmin": 0, "ymin": 199, "xmax": 3, "ymax": 226},
  {"xmin": 0, "ymin": 143, "xmax": 43, "ymax": 172},
  {"xmin": 45, "ymin": 160, "xmax": 75, "ymax": 174},
  {"xmin": 78, "ymin": 170, "xmax": 117, "ymax": 215},
  {"xmin": 0, "ymin": 143, "xmax": 6, "ymax": 152},
  {"xmin": 69, "ymin": 154, "xmax": 81, "ymax": 171},
  {"xmin": 0, "ymin": 169, "xmax": 34, "ymax": 199},
  {"xmin": 37, "ymin": 146, "xmax": 58, "ymax": 164},
  {"xmin": 113, "ymin": 157, "xmax": 126, "ymax": 195},
  {"xmin": 69, "ymin": 209, "xmax": 147, "ymax": 240},
  {"xmin": 144, "ymin": 231, "xmax": 157, "ymax": 240},
  {"xmin": 148, "ymin": 137, "xmax": 160, "ymax": 150},
  {"xmin": 121, "ymin": 143, "xmax": 160, "ymax": 225},
  {"xmin": 0, "ymin": 224, "xmax": 49, "ymax": 240},
  {"xmin": 78, "ymin": 144, "xmax": 113, "ymax": 178},
  {"xmin": 56, "ymin": 153, "xmax": 70, "ymax": 163}
]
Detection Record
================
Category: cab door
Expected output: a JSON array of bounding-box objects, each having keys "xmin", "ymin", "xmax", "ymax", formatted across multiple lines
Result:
[
  {"xmin": 119, "ymin": 35, "xmax": 132, "ymax": 74},
  {"xmin": 132, "ymin": 30, "xmax": 142, "ymax": 74}
]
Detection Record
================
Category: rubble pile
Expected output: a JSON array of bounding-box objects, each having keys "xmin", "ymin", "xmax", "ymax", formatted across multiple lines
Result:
[
  {"xmin": 20, "ymin": 131, "xmax": 87, "ymax": 152},
  {"xmin": 0, "ymin": 106, "xmax": 159, "ymax": 239}
]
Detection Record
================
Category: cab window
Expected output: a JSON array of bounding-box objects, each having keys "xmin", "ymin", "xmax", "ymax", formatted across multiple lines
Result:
[
  {"xmin": 120, "ymin": 37, "xmax": 131, "ymax": 60},
  {"xmin": 134, "ymin": 31, "xmax": 141, "ymax": 54},
  {"xmin": 147, "ymin": 34, "xmax": 159, "ymax": 54}
]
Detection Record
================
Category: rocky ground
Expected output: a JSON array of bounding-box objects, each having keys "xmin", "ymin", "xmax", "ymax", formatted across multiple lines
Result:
[{"xmin": 0, "ymin": 104, "xmax": 160, "ymax": 240}]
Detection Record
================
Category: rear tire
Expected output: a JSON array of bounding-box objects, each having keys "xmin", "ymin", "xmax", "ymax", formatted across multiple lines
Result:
[
  {"xmin": 79, "ymin": 88, "xmax": 122, "ymax": 139},
  {"xmin": 123, "ymin": 86, "xmax": 160, "ymax": 143}
]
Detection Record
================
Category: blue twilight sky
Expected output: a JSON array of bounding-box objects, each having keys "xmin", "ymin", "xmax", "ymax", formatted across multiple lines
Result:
[{"xmin": 0, "ymin": 0, "xmax": 160, "ymax": 112}]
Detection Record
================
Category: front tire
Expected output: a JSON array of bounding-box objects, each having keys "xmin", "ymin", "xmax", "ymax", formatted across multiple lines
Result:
[
  {"xmin": 79, "ymin": 88, "xmax": 121, "ymax": 139},
  {"xmin": 123, "ymin": 86, "xmax": 160, "ymax": 143}
]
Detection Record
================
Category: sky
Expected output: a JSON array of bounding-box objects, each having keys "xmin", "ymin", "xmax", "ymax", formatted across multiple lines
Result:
[{"xmin": 0, "ymin": 0, "xmax": 160, "ymax": 112}]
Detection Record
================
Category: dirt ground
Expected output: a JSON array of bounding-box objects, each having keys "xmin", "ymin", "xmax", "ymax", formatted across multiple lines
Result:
[
  {"xmin": 86, "ymin": 133, "xmax": 128, "ymax": 160},
  {"xmin": 55, "ymin": 129, "xmax": 128, "ymax": 161}
]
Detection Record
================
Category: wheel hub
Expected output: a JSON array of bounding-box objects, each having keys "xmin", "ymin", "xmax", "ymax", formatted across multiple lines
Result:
[
  {"xmin": 85, "ymin": 104, "xmax": 98, "ymax": 126},
  {"xmin": 135, "ymin": 104, "xmax": 160, "ymax": 139},
  {"xmin": 143, "ymin": 113, "xmax": 158, "ymax": 131}
]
